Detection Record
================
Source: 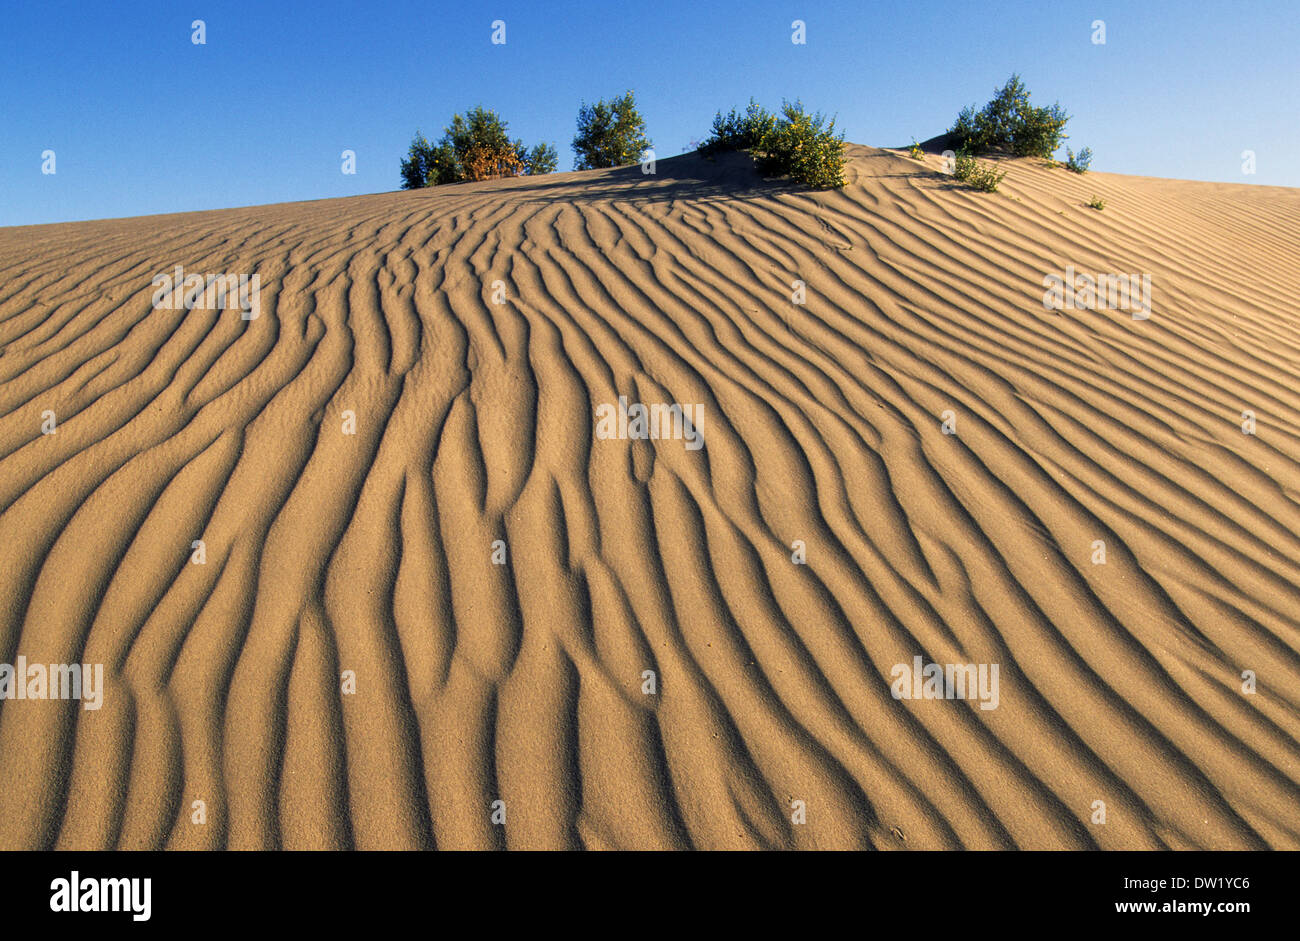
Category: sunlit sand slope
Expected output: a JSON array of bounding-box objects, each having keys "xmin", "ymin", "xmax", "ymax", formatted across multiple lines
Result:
[{"xmin": 1, "ymin": 145, "xmax": 1298, "ymax": 849}]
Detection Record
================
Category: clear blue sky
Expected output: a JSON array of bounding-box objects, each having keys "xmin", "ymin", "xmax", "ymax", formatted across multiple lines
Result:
[{"xmin": 3, "ymin": 0, "xmax": 1297, "ymax": 226}]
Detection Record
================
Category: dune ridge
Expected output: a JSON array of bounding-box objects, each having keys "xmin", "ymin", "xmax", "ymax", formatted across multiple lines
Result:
[{"xmin": 1, "ymin": 145, "xmax": 1298, "ymax": 849}]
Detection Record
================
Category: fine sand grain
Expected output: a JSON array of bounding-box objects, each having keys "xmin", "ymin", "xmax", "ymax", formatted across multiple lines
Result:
[{"xmin": 1, "ymin": 146, "xmax": 1298, "ymax": 849}]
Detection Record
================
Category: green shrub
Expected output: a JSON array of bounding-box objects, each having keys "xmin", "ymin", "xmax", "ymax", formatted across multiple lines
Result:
[
  {"xmin": 699, "ymin": 98, "xmax": 776, "ymax": 156},
  {"xmin": 572, "ymin": 91, "xmax": 652, "ymax": 170},
  {"xmin": 698, "ymin": 99, "xmax": 846, "ymax": 189},
  {"xmin": 1087, "ymin": 194, "xmax": 1105, "ymax": 210},
  {"xmin": 1065, "ymin": 146, "xmax": 1093, "ymax": 174},
  {"xmin": 950, "ymin": 74, "xmax": 1069, "ymax": 158},
  {"xmin": 758, "ymin": 101, "xmax": 846, "ymax": 189},
  {"xmin": 953, "ymin": 145, "xmax": 1006, "ymax": 192},
  {"xmin": 400, "ymin": 133, "xmax": 437, "ymax": 190},
  {"xmin": 526, "ymin": 142, "xmax": 559, "ymax": 175},
  {"xmin": 908, "ymin": 138, "xmax": 925, "ymax": 160},
  {"xmin": 400, "ymin": 107, "xmax": 556, "ymax": 188}
]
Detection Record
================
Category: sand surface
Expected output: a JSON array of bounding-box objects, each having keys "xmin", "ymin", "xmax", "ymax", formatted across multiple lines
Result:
[{"xmin": 1, "ymin": 146, "xmax": 1298, "ymax": 849}]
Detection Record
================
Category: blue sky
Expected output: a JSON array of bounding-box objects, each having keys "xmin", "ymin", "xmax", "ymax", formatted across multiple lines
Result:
[{"xmin": 2, "ymin": 0, "xmax": 1297, "ymax": 226}]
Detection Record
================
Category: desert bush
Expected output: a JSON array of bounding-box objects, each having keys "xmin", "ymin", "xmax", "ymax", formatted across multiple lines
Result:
[
  {"xmin": 525, "ymin": 142, "xmax": 559, "ymax": 175},
  {"xmin": 953, "ymin": 146, "xmax": 1006, "ymax": 192},
  {"xmin": 758, "ymin": 101, "xmax": 847, "ymax": 189},
  {"xmin": 698, "ymin": 99, "xmax": 776, "ymax": 156},
  {"xmin": 908, "ymin": 138, "xmax": 925, "ymax": 160},
  {"xmin": 950, "ymin": 74, "xmax": 1069, "ymax": 159},
  {"xmin": 1065, "ymin": 146, "xmax": 1093, "ymax": 174},
  {"xmin": 698, "ymin": 98, "xmax": 846, "ymax": 189},
  {"xmin": 572, "ymin": 91, "xmax": 651, "ymax": 170},
  {"xmin": 1087, "ymin": 194, "xmax": 1105, "ymax": 210},
  {"xmin": 400, "ymin": 133, "xmax": 437, "ymax": 190},
  {"xmin": 400, "ymin": 107, "xmax": 555, "ymax": 188}
]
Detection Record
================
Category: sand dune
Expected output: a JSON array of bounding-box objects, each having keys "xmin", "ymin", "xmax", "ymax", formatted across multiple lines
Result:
[{"xmin": 1, "ymin": 145, "xmax": 1298, "ymax": 849}]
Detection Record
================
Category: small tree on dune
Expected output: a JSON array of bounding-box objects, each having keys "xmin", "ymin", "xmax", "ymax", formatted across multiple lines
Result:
[
  {"xmin": 400, "ymin": 133, "xmax": 437, "ymax": 190},
  {"xmin": 572, "ymin": 91, "xmax": 652, "ymax": 170},
  {"xmin": 400, "ymin": 107, "xmax": 556, "ymax": 188},
  {"xmin": 756, "ymin": 100, "xmax": 847, "ymax": 189},
  {"xmin": 697, "ymin": 98, "xmax": 846, "ymax": 189},
  {"xmin": 949, "ymin": 74, "xmax": 1069, "ymax": 158},
  {"xmin": 524, "ymin": 142, "xmax": 559, "ymax": 175},
  {"xmin": 698, "ymin": 98, "xmax": 776, "ymax": 156}
]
